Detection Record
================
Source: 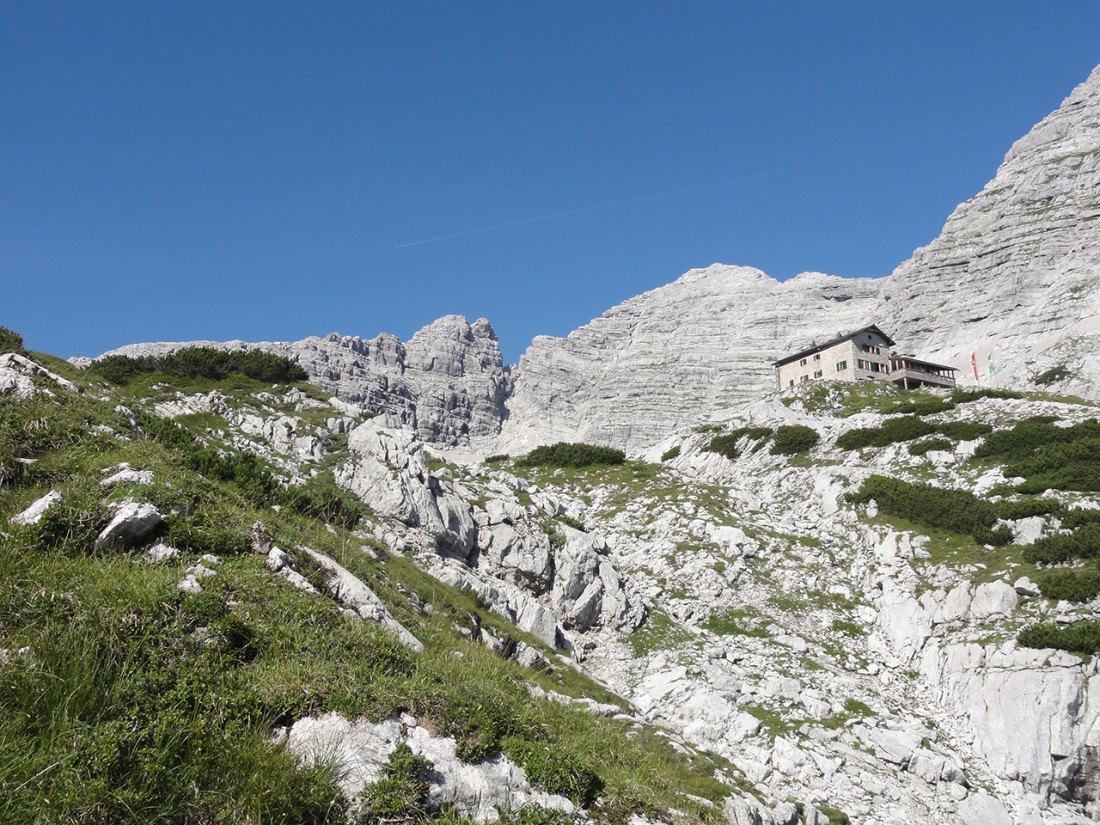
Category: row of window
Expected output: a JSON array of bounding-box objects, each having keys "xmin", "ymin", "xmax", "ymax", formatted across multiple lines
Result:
[{"xmin": 798, "ymin": 353, "xmax": 825, "ymax": 366}]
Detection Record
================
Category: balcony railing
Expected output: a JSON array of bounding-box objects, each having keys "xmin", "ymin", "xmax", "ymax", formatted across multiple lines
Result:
[{"xmin": 889, "ymin": 366, "xmax": 956, "ymax": 388}]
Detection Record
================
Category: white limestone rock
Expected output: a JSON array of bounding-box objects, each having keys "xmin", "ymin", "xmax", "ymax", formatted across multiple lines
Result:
[
  {"xmin": 99, "ymin": 468, "xmax": 154, "ymax": 488},
  {"xmin": 969, "ymin": 581, "xmax": 1019, "ymax": 620},
  {"xmin": 94, "ymin": 500, "xmax": 164, "ymax": 550},
  {"xmin": 100, "ymin": 315, "xmax": 510, "ymax": 447},
  {"xmin": 144, "ymin": 542, "xmax": 180, "ymax": 564},
  {"xmin": 336, "ymin": 420, "xmax": 476, "ymax": 556},
  {"xmin": 0, "ymin": 352, "xmax": 81, "ymax": 399},
  {"xmin": 282, "ymin": 712, "xmax": 575, "ymax": 820},
  {"xmin": 10, "ymin": 490, "xmax": 62, "ymax": 526}
]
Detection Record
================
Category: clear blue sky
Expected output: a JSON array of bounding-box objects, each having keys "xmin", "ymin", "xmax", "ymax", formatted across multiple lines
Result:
[{"xmin": 3, "ymin": 2, "xmax": 1099, "ymax": 364}]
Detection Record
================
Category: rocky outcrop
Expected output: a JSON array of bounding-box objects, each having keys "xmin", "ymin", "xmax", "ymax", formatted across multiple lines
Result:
[
  {"xmin": 299, "ymin": 546, "xmax": 424, "ymax": 651},
  {"xmin": 102, "ymin": 315, "xmax": 510, "ymax": 446},
  {"xmin": 334, "ymin": 420, "xmax": 642, "ymax": 647},
  {"xmin": 94, "ymin": 499, "xmax": 164, "ymax": 550},
  {"xmin": 1, "ymin": 352, "xmax": 81, "ymax": 399},
  {"xmin": 280, "ymin": 712, "xmax": 576, "ymax": 821}
]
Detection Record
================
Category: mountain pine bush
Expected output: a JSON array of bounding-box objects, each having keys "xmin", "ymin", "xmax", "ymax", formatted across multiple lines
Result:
[{"xmin": 517, "ymin": 442, "xmax": 625, "ymax": 468}]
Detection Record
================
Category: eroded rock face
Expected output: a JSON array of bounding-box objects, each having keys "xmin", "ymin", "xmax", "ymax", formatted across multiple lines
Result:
[
  {"xmin": 336, "ymin": 419, "xmax": 477, "ymax": 556},
  {"xmin": 883, "ymin": 64, "xmax": 1100, "ymax": 398},
  {"xmin": 102, "ymin": 315, "xmax": 510, "ymax": 447},
  {"xmin": 499, "ymin": 267, "xmax": 882, "ymax": 453}
]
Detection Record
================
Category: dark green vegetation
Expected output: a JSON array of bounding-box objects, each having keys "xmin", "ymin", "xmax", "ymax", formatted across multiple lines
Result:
[
  {"xmin": 836, "ymin": 416, "xmax": 935, "ymax": 450},
  {"xmin": 836, "ymin": 416, "xmax": 993, "ymax": 452},
  {"xmin": 769, "ymin": 425, "xmax": 820, "ymax": 456},
  {"xmin": 660, "ymin": 445, "xmax": 681, "ymax": 462},
  {"xmin": 516, "ymin": 442, "xmax": 626, "ymax": 469},
  {"xmin": 90, "ymin": 346, "xmax": 309, "ymax": 385},
  {"xmin": 0, "ymin": 326, "xmax": 26, "ymax": 355},
  {"xmin": 1034, "ymin": 365, "xmax": 1071, "ymax": 386},
  {"xmin": 1036, "ymin": 569, "xmax": 1100, "ymax": 603},
  {"xmin": 847, "ymin": 476, "xmax": 1012, "ymax": 546},
  {"xmin": 0, "ymin": 351, "xmax": 733, "ymax": 824},
  {"xmin": 908, "ymin": 437, "xmax": 954, "ymax": 456},
  {"xmin": 703, "ymin": 425, "xmax": 819, "ymax": 459},
  {"xmin": 1019, "ymin": 620, "xmax": 1100, "ymax": 655},
  {"xmin": 973, "ymin": 417, "xmax": 1100, "ymax": 493}
]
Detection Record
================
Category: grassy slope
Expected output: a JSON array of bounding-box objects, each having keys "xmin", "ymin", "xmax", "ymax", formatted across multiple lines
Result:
[{"xmin": 0, "ymin": 360, "xmax": 732, "ymax": 825}]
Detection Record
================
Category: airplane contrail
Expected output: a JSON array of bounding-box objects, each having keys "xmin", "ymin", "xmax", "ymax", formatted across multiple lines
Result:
[
  {"xmin": 393, "ymin": 169, "xmax": 786, "ymax": 249},
  {"xmin": 393, "ymin": 132, "xmax": 973, "ymax": 249}
]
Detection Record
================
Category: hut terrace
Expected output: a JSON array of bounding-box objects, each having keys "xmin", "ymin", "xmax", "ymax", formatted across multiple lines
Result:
[{"xmin": 773, "ymin": 325, "xmax": 957, "ymax": 391}]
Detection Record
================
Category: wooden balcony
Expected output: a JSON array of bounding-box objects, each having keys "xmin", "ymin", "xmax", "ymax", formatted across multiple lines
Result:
[{"xmin": 889, "ymin": 359, "xmax": 957, "ymax": 389}]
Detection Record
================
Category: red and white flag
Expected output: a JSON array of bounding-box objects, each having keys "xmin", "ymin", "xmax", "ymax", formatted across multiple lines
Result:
[{"xmin": 971, "ymin": 352, "xmax": 979, "ymax": 381}]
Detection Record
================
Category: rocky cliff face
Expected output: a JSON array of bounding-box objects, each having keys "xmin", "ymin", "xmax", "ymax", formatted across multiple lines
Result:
[
  {"xmin": 103, "ymin": 315, "xmax": 510, "ymax": 446},
  {"xmin": 883, "ymin": 64, "xmax": 1100, "ymax": 394},
  {"xmin": 498, "ymin": 267, "xmax": 881, "ymax": 453}
]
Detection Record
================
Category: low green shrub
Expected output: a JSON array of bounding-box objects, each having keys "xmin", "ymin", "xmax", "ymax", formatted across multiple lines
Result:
[
  {"xmin": 972, "ymin": 418, "xmax": 1100, "ymax": 494},
  {"xmin": 936, "ymin": 421, "xmax": 993, "ymax": 441},
  {"xmin": 555, "ymin": 513, "xmax": 587, "ymax": 532},
  {"xmin": 882, "ymin": 396, "xmax": 955, "ymax": 416},
  {"xmin": 996, "ymin": 497, "xmax": 1064, "ymax": 521},
  {"xmin": 702, "ymin": 427, "xmax": 773, "ymax": 460},
  {"xmin": 847, "ymin": 475, "xmax": 1003, "ymax": 542},
  {"xmin": 90, "ymin": 347, "xmax": 308, "ymax": 385},
  {"xmin": 952, "ymin": 388, "xmax": 1026, "ymax": 403},
  {"xmin": 516, "ymin": 442, "xmax": 625, "ymax": 469},
  {"xmin": 836, "ymin": 416, "xmax": 935, "ymax": 450},
  {"xmin": 660, "ymin": 445, "xmax": 681, "ymax": 462},
  {"xmin": 1019, "ymin": 620, "xmax": 1100, "ymax": 654},
  {"xmin": 356, "ymin": 743, "xmax": 434, "ymax": 823},
  {"xmin": 908, "ymin": 437, "xmax": 954, "ymax": 456},
  {"xmin": 0, "ymin": 326, "xmax": 26, "ymax": 355},
  {"xmin": 1034, "ymin": 365, "xmax": 1071, "ymax": 386},
  {"xmin": 770, "ymin": 425, "xmax": 819, "ymax": 456},
  {"xmin": 502, "ymin": 737, "xmax": 604, "ymax": 805},
  {"xmin": 484, "ymin": 454, "xmax": 510, "ymax": 464},
  {"xmin": 1022, "ymin": 523, "xmax": 1100, "ymax": 565},
  {"xmin": 1062, "ymin": 508, "xmax": 1100, "ymax": 530},
  {"xmin": 1037, "ymin": 570, "xmax": 1100, "ymax": 603}
]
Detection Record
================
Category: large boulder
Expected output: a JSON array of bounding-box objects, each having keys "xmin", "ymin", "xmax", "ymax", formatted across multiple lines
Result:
[{"xmin": 94, "ymin": 500, "xmax": 164, "ymax": 550}]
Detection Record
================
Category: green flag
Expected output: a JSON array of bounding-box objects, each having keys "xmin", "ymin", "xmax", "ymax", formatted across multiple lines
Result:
[{"xmin": 988, "ymin": 353, "xmax": 996, "ymax": 376}]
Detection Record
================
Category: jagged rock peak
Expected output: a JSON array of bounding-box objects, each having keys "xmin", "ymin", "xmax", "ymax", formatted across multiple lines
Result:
[
  {"xmin": 882, "ymin": 61, "xmax": 1100, "ymax": 395},
  {"xmin": 99, "ymin": 315, "xmax": 511, "ymax": 447}
]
